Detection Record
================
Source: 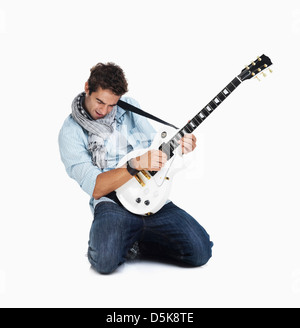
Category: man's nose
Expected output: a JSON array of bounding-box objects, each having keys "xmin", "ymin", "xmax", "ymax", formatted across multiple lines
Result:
[{"xmin": 99, "ymin": 104, "xmax": 109, "ymax": 113}]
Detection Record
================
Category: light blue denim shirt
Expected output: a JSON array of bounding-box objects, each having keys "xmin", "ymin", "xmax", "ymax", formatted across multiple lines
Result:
[{"xmin": 58, "ymin": 96, "xmax": 157, "ymax": 213}]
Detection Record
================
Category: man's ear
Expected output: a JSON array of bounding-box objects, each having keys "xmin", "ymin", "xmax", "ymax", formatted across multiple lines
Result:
[{"xmin": 84, "ymin": 82, "xmax": 89, "ymax": 94}]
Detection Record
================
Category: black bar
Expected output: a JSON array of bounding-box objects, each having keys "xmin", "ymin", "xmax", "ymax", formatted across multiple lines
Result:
[{"xmin": 94, "ymin": 308, "xmax": 206, "ymax": 327}]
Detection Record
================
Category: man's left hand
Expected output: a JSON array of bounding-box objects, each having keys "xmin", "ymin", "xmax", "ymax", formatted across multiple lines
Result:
[{"xmin": 179, "ymin": 134, "xmax": 197, "ymax": 154}]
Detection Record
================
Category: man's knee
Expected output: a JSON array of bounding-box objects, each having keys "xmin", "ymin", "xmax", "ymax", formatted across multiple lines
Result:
[
  {"xmin": 88, "ymin": 246, "xmax": 122, "ymax": 274},
  {"xmin": 185, "ymin": 236, "xmax": 213, "ymax": 267}
]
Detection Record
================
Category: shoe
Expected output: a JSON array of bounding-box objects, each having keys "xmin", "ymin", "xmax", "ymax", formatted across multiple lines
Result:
[{"xmin": 126, "ymin": 241, "xmax": 140, "ymax": 260}]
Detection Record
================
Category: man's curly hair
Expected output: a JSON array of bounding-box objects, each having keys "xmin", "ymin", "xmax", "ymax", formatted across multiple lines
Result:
[{"xmin": 87, "ymin": 62, "xmax": 128, "ymax": 96}]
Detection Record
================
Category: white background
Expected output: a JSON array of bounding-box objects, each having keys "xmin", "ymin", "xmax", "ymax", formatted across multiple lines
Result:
[{"xmin": 0, "ymin": 0, "xmax": 300, "ymax": 308}]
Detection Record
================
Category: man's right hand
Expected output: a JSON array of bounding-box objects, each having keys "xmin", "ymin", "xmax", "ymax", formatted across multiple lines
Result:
[{"xmin": 130, "ymin": 150, "xmax": 168, "ymax": 171}]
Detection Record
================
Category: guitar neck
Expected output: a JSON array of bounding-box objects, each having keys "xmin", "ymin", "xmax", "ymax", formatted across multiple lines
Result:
[{"xmin": 159, "ymin": 76, "xmax": 242, "ymax": 159}]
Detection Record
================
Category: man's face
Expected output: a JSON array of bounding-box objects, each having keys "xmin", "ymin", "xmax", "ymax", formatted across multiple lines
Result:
[{"xmin": 84, "ymin": 83, "xmax": 120, "ymax": 120}]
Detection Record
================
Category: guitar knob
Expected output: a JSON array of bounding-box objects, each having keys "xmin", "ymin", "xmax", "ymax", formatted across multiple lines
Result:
[
  {"xmin": 144, "ymin": 200, "xmax": 150, "ymax": 206},
  {"xmin": 136, "ymin": 198, "xmax": 141, "ymax": 203}
]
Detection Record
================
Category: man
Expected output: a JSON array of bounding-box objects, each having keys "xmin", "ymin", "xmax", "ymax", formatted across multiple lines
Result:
[{"xmin": 59, "ymin": 62, "xmax": 213, "ymax": 274}]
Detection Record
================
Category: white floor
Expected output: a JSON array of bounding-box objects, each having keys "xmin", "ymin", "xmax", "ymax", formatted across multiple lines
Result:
[
  {"xmin": 1, "ymin": 189, "xmax": 300, "ymax": 308},
  {"xmin": 1, "ymin": 248, "xmax": 299, "ymax": 308}
]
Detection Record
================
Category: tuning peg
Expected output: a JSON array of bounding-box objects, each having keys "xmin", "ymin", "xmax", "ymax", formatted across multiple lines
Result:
[
  {"xmin": 269, "ymin": 68, "xmax": 273, "ymax": 73},
  {"xmin": 260, "ymin": 71, "xmax": 267, "ymax": 77},
  {"xmin": 255, "ymin": 76, "xmax": 261, "ymax": 82},
  {"xmin": 257, "ymin": 56, "xmax": 262, "ymax": 61}
]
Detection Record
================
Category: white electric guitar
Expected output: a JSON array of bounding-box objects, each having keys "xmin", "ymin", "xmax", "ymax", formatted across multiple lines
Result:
[{"xmin": 116, "ymin": 55, "xmax": 273, "ymax": 215}]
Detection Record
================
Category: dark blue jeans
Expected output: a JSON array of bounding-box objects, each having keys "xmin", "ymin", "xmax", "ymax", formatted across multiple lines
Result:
[{"xmin": 88, "ymin": 201, "xmax": 213, "ymax": 274}]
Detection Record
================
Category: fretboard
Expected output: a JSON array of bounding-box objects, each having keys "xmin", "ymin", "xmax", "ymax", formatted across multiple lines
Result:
[{"xmin": 158, "ymin": 76, "xmax": 242, "ymax": 160}]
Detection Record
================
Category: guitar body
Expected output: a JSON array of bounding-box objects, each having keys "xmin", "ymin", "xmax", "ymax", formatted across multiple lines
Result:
[
  {"xmin": 116, "ymin": 127, "xmax": 184, "ymax": 215},
  {"xmin": 116, "ymin": 54, "xmax": 273, "ymax": 216}
]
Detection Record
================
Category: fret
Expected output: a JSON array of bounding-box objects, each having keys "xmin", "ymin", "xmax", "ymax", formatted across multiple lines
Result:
[
  {"xmin": 177, "ymin": 130, "xmax": 185, "ymax": 138},
  {"xmin": 222, "ymin": 88, "xmax": 230, "ymax": 96},
  {"xmin": 189, "ymin": 122, "xmax": 196, "ymax": 130},
  {"xmin": 226, "ymin": 82, "xmax": 235, "ymax": 92},
  {"xmin": 168, "ymin": 143, "xmax": 175, "ymax": 153},
  {"xmin": 190, "ymin": 116, "xmax": 202, "ymax": 130},
  {"xmin": 213, "ymin": 97, "xmax": 221, "ymax": 105},
  {"xmin": 209, "ymin": 101, "xmax": 217, "ymax": 110},
  {"xmin": 193, "ymin": 115, "xmax": 202, "ymax": 125},
  {"xmin": 190, "ymin": 117, "xmax": 200, "ymax": 128},
  {"xmin": 174, "ymin": 133, "xmax": 182, "ymax": 141},
  {"xmin": 232, "ymin": 77, "xmax": 241, "ymax": 87},
  {"xmin": 201, "ymin": 108, "xmax": 209, "ymax": 116},
  {"xmin": 199, "ymin": 112, "xmax": 207, "ymax": 120},
  {"xmin": 217, "ymin": 92, "xmax": 226, "ymax": 101},
  {"xmin": 184, "ymin": 124, "xmax": 193, "ymax": 133},
  {"xmin": 189, "ymin": 119, "xmax": 197, "ymax": 128},
  {"xmin": 170, "ymin": 139, "xmax": 179, "ymax": 148}
]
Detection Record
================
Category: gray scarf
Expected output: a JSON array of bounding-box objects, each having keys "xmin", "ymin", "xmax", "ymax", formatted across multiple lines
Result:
[{"xmin": 71, "ymin": 92, "xmax": 117, "ymax": 169}]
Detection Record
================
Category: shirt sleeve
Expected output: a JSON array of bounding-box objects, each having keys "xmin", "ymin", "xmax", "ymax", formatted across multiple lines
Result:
[{"xmin": 58, "ymin": 119, "xmax": 102, "ymax": 197}]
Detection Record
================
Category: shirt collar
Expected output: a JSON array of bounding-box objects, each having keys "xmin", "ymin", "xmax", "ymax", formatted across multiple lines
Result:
[{"xmin": 115, "ymin": 97, "xmax": 127, "ymax": 123}]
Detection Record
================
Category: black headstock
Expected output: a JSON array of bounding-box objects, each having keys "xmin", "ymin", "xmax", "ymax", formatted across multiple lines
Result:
[{"xmin": 239, "ymin": 54, "xmax": 273, "ymax": 82}]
